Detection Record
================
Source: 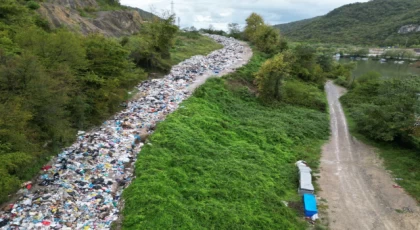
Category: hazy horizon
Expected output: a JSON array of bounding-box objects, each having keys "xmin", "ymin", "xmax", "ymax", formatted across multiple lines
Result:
[{"xmin": 120, "ymin": 0, "xmax": 369, "ymax": 30}]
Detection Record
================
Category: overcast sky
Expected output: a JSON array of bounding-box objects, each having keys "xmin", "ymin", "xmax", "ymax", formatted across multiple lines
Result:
[{"xmin": 120, "ymin": 0, "xmax": 369, "ymax": 30}]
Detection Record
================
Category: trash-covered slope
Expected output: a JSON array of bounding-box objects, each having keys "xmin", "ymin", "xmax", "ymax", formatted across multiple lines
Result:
[{"xmin": 0, "ymin": 35, "xmax": 251, "ymax": 230}]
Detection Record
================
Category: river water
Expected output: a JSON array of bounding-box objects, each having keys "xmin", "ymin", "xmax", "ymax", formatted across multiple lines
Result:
[{"xmin": 339, "ymin": 58, "xmax": 420, "ymax": 78}]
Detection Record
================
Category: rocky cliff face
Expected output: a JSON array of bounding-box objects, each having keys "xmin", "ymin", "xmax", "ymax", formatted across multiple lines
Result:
[
  {"xmin": 38, "ymin": 0, "xmax": 144, "ymax": 37},
  {"xmin": 398, "ymin": 24, "xmax": 420, "ymax": 34}
]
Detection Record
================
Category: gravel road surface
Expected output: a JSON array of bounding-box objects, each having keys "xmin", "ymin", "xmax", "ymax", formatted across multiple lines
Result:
[{"xmin": 319, "ymin": 81, "xmax": 420, "ymax": 230}]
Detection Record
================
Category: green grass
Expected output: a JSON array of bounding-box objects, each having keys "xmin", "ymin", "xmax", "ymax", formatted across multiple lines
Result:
[
  {"xmin": 96, "ymin": 0, "xmax": 129, "ymax": 11},
  {"xmin": 170, "ymin": 33, "xmax": 224, "ymax": 65},
  {"xmin": 342, "ymin": 105, "xmax": 420, "ymax": 203},
  {"xmin": 122, "ymin": 56, "xmax": 330, "ymax": 229}
]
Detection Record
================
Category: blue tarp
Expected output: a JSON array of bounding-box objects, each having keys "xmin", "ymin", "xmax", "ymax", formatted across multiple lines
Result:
[{"xmin": 303, "ymin": 194, "xmax": 318, "ymax": 217}]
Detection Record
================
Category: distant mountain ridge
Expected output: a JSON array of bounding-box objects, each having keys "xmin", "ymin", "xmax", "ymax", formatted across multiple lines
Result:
[{"xmin": 274, "ymin": 0, "xmax": 420, "ymax": 46}]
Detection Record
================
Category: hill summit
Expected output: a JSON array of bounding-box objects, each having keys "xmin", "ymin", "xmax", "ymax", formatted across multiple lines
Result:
[{"xmin": 274, "ymin": 0, "xmax": 420, "ymax": 46}]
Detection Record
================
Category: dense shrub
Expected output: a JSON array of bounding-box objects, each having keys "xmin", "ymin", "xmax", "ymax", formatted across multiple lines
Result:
[
  {"xmin": 244, "ymin": 13, "xmax": 282, "ymax": 55},
  {"xmin": 26, "ymin": 1, "xmax": 40, "ymax": 10},
  {"xmin": 341, "ymin": 74, "xmax": 420, "ymax": 146},
  {"xmin": 282, "ymin": 80, "xmax": 327, "ymax": 112},
  {"xmin": 334, "ymin": 76, "xmax": 349, "ymax": 87}
]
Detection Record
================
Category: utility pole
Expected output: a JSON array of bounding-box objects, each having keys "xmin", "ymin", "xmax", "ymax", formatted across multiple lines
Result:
[
  {"xmin": 171, "ymin": 0, "xmax": 175, "ymax": 16},
  {"xmin": 178, "ymin": 17, "xmax": 181, "ymax": 28},
  {"xmin": 171, "ymin": 1, "xmax": 176, "ymax": 25}
]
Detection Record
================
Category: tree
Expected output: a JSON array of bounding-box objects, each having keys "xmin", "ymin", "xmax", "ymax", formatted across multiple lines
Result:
[
  {"xmin": 291, "ymin": 44, "xmax": 317, "ymax": 81},
  {"xmin": 255, "ymin": 53, "xmax": 292, "ymax": 102},
  {"xmin": 0, "ymin": 0, "xmax": 29, "ymax": 24},
  {"xmin": 208, "ymin": 24, "xmax": 215, "ymax": 32},
  {"xmin": 316, "ymin": 53, "xmax": 334, "ymax": 72},
  {"xmin": 343, "ymin": 75, "xmax": 420, "ymax": 144},
  {"xmin": 126, "ymin": 13, "xmax": 178, "ymax": 72},
  {"xmin": 253, "ymin": 25, "xmax": 281, "ymax": 54},
  {"xmin": 188, "ymin": 26, "xmax": 197, "ymax": 32},
  {"xmin": 142, "ymin": 14, "xmax": 178, "ymax": 59},
  {"xmin": 244, "ymin": 13, "xmax": 264, "ymax": 41},
  {"xmin": 228, "ymin": 23, "xmax": 241, "ymax": 39},
  {"xmin": 244, "ymin": 13, "xmax": 282, "ymax": 54}
]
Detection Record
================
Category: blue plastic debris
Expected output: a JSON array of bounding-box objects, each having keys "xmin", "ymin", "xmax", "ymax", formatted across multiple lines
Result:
[{"xmin": 303, "ymin": 194, "xmax": 318, "ymax": 217}]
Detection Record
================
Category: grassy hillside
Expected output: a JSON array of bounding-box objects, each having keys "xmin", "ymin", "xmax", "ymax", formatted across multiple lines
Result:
[
  {"xmin": 122, "ymin": 54, "xmax": 330, "ymax": 229},
  {"xmin": 275, "ymin": 17, "xmax": 320, "ymax": 35},
  {"xmin": 275, "ymin": 0, "xmax": 420, "ymax": 46}
]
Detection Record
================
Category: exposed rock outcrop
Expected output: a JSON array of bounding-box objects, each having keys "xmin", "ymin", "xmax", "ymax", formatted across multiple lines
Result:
[
  {"xmin": 398, "ymin": 24, "xmax": 420, "ymax": 34},
  {"xmin": 38, "ymin": 0, "xmax": 144, "ymax": 37}
]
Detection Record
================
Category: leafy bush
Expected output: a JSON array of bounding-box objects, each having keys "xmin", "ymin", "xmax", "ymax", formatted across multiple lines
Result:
[
  {"xmin": 255, "ymin": 53, "xmax": 292, "ymax": 102},
  {"xmin": 282, "ymin": 80, "xmax": 327, "ymax": 111},
  {"xmin": 334, "ymin": 76, "xmax": 349, "ymax": 87},
  {"xmin": 342, "ymin": 75, "xmax": 420, "ymax": 146},
  {"xmin": 123, "ymin": 15, "xmax": 179, "ymax": 73},
  {"xmin": 0, "ymin": 149, "xmax": 34, "ymax": 203},
  {"xmin": 244, "ymin": 13, "xmax": 283, "ymax": 54},
  {"xmin": 26, "ymin": 1, "xmax": 40, "ymax": 10}
]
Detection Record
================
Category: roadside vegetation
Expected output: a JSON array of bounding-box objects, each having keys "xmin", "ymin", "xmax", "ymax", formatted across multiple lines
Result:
[
  {"xmin": 340, "ymin": 72, "xmax": 420, "ymax": 201},
  {"xmin": 0, "ymin": 0, "xmax": 222, "ymax": 204},
  {"xmin": 122, "ymin": 12, "xmax": 343, "ymax": 229}
]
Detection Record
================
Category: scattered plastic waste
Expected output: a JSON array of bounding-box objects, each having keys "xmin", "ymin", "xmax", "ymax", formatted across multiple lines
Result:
[{"xmin": 0, "ymin": 34, "xmax": 248, "ymax": 229}]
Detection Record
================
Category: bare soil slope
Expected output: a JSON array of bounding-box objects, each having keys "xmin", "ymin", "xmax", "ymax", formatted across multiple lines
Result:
[{"xmin": 38, "ymin": 0, "xmax": 144, "ymax": 37}]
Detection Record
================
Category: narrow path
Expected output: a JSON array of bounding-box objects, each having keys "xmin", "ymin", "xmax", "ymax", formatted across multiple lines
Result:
[{"xmin": 319, "ymin": 81, "xmax": 420, "ymax": 230}]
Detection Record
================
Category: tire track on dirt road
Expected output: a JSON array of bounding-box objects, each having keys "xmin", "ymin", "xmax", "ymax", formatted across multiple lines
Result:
[{"xmin": 319, "ymin": 81, "xmax": 420, "ymax": 230}]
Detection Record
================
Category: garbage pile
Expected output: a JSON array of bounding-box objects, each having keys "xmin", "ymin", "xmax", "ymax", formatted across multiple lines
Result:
[
  {"xmin": 0, "ymin": 35, "xmax": 248, "ymax": 230},
  {"xmin": 296, "ymin": 160, "xmax": 314, "ymax": 195},
  {"xmin": 296, "ymin": 161, "xmax": 319, "ymax": 222}
]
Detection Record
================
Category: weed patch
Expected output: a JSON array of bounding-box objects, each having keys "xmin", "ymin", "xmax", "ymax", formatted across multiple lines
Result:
[{"xmin": 122, "ymin": 60, "xmax": 329, "ymax": 229}]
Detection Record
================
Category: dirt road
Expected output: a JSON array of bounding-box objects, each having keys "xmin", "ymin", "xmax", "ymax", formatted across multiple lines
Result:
[{"xmin": 319, "ymin": 81, "xmax": 420, "ymax": 230}]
